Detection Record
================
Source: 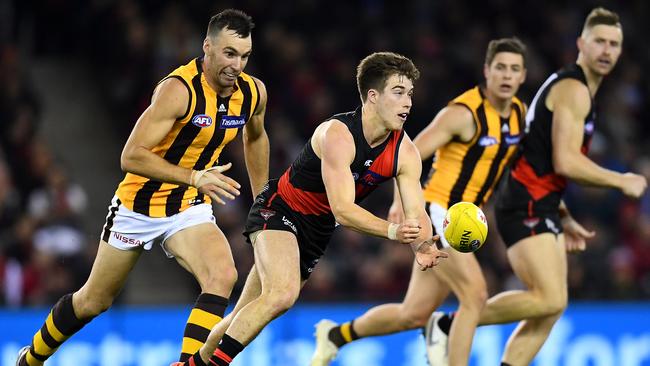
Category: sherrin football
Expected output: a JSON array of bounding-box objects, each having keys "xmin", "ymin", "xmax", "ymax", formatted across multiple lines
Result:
[{"xmin": 442, "ymin": 202, "xmax": 488, "ymax": 253}]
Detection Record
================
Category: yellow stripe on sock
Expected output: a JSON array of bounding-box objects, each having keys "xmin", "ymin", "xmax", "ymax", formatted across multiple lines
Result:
[
  {"xmin": 32, "ymin": 331, "xmax": 56, "ymax": 356},
  {"xmin": 25, "ymin": 351, "xmax": 44, "ymax": 366},
  {"xmin": 340, "ymin": 323, "xmax": 353, "ymax": 343},
  {"xmin": 181, "ymin": 337, "xmax": 205, "ymax": 355},
  {"xmin": 188, "ymin": 308, "xmax": 222, "ymax": 328},
  {"xmin": 45, "ymin": 312, "xmax": 66, "ymax": 342}
]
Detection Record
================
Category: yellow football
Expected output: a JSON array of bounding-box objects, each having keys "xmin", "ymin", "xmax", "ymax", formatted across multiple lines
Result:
[{"xmin": 442, "ymin": 202, "xmax": 488, "ymax": 253}]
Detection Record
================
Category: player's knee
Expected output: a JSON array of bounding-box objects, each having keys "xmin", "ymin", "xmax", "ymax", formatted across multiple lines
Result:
[
  {"xmin": 199, "ymin": 263, "xmax": 238, "ymax": 294},
  {"xmin": 544, "ymin": 292, "xmax": 568, "ymax": 315},
  {"xmin": 74, "ymin": 291, "xmax": 114, "ymax": 317},
  {"xmin": 458, "ymin": 283, "xmax": 488, "ymax": 311},
  {"xmin": 263, "ymin": 285, "xmax": 300, "ymax": 314},
  {"xmin": 398, "ymin": 305, "xmax": 431, "ymax": 329}
]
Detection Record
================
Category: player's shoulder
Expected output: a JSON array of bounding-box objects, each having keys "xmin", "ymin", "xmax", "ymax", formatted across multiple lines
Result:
[
  {"xmin": 397, "ymin": 132, "xmax": 420, "ymax": 159},
  {"xmin": 550, "ymin": 78, "xmax": 589, "ymax": 100},
  {"xmin": 321, "ymin": 118, "xmax": 353, "ymax": 140},
  {"xmin": 548, "ymin": 78, "xmax": 590, "ymax": 111},
  {"xmin": 451, "ymin": 86, "xmax": 483, "ymax": 109},
  {"xmin": 153, "ymin": 77, "xmax": 191, "ymax": 106},
  {"xmin": 441, "ymin": 103, "xmax": 474, "ymax": 121}
]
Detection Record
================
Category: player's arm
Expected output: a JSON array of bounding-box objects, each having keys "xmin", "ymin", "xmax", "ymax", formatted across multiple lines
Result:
[
  {"xmin": 318, "ymin": 121, "xmax": 418, "ymax": 243},
  {"xmin": 413, "ymin": 104, "xmax": 476, "ymax": 160},
  {"xmin": 390, "ymin": 105, "xmax": 475, "ymax": 221},
  {"xmin": 243, "ymin": 77, "xmax": 270, "ymax": 197},
  {"xmin": 120, "ymin": 78, "xmax": 240, "ymax": 202},
  {"xmin": 550, "ymin": 79, "xmax": 646, "ymax": 197},
  {"xmin": 395, "ymin": 136, "xmax": 448, "ymax": 268}
]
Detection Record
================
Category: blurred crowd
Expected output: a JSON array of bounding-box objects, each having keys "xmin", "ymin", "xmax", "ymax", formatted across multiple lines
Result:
[{"xmin": 1, "ymin": 0, "xmax": 649, "ymax": 306}]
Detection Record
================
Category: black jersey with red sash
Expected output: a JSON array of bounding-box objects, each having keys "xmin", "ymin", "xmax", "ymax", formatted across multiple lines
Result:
[
  {"xmin": 277, "ymin": 108, "xmax": 405, "ymax": 217},
  {"xmin": 498, "ymin": 64, "xmax": 596, "ymax": 214}
]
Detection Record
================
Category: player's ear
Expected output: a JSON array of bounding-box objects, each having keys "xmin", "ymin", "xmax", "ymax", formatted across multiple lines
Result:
[
  {"xmin": 203, "ymin": 37, "xmax": 211, "ymax": 54},
  {"xmin": 576, "ymin": 36, "xmax": 584, "ymax": 53},
  {"xmin": 367, "ymin": 89, "xmax": 378, "ymax": 104},
  {"xmin": 483, "ymin": 63, "xmax": 490, "ymax": 79}
]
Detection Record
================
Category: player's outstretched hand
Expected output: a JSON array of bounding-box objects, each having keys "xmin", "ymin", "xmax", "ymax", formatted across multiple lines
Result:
[
  {"xmin": 397, "ymin": 218, "xmax": 421, "ymax": 244},
  {"xmin": 561, "ymin": 216, "xmax": 595, "ymax": 253},
  {"xmin": 191, "ymin": 162, "xmax": 241, "ymax": 204},
  {"xmin": 414, "ymin": 235, "xmax": 448, "ymax": 270}
]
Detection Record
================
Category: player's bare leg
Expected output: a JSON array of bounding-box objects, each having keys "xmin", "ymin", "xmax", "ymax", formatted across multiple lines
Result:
[
  {"xmin": 479, "ymin": 233, "xmax": 568, "ymax": 365},
  {"xmin": 428, "ymin": 249, "xmax": 487, "ymax": 366},
  {"xmin": 165, "ymin": 223, "xmax": 238, "ymax": 360},
  {"xmin": 354, "ymin": 260, "xmax": 450, "ymax": 335},
  {"xmin": 18, "ymin": 241, "xmax": 141, "ymax": 366},
  {"xmin": 196, "ymin": 265, "xmax": 263, "ymax": 362},
  {"xmin": 311, "ymin": 260, "xmax": 449, "ymax": 366}
]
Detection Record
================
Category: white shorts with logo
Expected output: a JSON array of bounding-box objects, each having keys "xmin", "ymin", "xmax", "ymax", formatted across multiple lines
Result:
[
  {"xmin": 427, "ymin": 201, "xmax": 452, "ymax": 249},
  {"xmin": 101, "ymin": 196, "xmax": 216, "ymax": 257}
]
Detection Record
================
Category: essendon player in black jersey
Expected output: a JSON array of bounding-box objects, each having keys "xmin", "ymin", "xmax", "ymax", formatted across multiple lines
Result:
[
  {"xmin": 314, "ymin": 38, "xmax": 528, "ymax": 366},
  {"xmin": 430, "ymin": 8, "xmax": 646, "ymax": 366},
  {"xmin": 174, "ymin": 52, "xmax": 447, "ymax": 366}
]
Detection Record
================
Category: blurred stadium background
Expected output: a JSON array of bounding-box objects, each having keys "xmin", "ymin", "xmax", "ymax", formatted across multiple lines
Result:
[{"xmin": 1, "ymin": 0, "xmax": 649, "ymax": 365}]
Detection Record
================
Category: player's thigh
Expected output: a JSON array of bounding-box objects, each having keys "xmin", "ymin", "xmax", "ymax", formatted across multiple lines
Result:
[
  {"xmin": 77, "ymin": 240, "xmax": 142, "ymax": 301},
  {"xmin": 434, "ymin": 249, "xmax": 486, "ymax": 300},
  {"xmin": 402, "ymin": 259, "xmax": 451, "ymax": 317},
  {"xmin": 507, "ymin": 233, "xmax": 567, "ymax": 295},
  {"xmin": 252, "ymin": 230, "xmax": 301, "ymax": 294},
  {"xmin": 165, "ymin": 222, "xmax": 235, "ymax": 280}
]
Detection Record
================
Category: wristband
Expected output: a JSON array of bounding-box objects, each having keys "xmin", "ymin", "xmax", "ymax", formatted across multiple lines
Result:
[{"xmin": 387, "ymin": 223, "xmax": 399, "ymax": 240}]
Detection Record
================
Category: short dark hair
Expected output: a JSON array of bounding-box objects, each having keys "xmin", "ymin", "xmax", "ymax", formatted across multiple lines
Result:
[
  {"xmin": 207, "ymin": 9, "xmax": 255, "ymax": 38},
  {"xmin": 356, "ymin": 52, "xmax": 420, "ymax": 102},
  {"xmin": 582, "ymin": 7, "xmax": 621, "ymax": 33},
  {"xmin": 485, "ymin": 37, "xmax": 527, "ymax": 67}
]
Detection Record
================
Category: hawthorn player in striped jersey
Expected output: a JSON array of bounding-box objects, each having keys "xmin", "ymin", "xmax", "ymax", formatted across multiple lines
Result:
[{"xmin": 16, "ymin": 9, "xmax": 269, "ymax": 366}]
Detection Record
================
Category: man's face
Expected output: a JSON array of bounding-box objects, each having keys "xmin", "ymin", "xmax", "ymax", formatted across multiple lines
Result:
[
  {"xmin": 578, "ymin": 24, "xmax": 623, "ymax": 76},
  {"xmin": 373, "ymin": 74, "xmax": 414, "ymax": 131},
  {"xmin": 204, "ymin": 27, "xmax": 252, "ymax": 88},
  {"xmin": 484, "ymin": 52, "xmax": 526, "ymax": 100}
]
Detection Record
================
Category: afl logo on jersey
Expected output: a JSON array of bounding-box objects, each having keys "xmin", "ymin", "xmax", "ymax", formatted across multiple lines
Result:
[
  {"xmin": 192, "ymin": 114, "xmax": 213, "ymax": 128},
  {"xmin": 478, "ymin": 136, "xmax": 498, "ymax": 147}
]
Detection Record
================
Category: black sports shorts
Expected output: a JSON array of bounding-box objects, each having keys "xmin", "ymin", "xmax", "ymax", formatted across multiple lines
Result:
[
  {"xmin": 243, "ymin": 179, "xmax": 337, "ymax": 279},
  {"xmin": 495, "ymin": 208, "xmax": 563, "ymax": 248}
]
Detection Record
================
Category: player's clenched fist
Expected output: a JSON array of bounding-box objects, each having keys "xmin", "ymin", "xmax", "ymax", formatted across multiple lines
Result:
[{"xmin": 190, "ymin": 162, "xmax": 241, "ymax": 204}]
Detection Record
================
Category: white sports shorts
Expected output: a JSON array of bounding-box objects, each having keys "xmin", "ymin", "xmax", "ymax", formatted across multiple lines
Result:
[
  {"xmin": 101, "ymin": 195, "xmax": 216, "ymax": 257},
  {"xmin": 427, "ymin": 201, "xmax": 451, "ymax": 249}
]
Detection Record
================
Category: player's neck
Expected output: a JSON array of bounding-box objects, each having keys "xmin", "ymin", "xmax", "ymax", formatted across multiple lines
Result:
[
  {"xmin": 576, "ymin": 59, "xmax": 603, "ymax": 97},
  {"xmin": 361, "ymin": 105, "xmax": 392, "ymax": 148},
  {"xmin": 484, "ymin": 90, "xmax": 511, "ymax": 118}
]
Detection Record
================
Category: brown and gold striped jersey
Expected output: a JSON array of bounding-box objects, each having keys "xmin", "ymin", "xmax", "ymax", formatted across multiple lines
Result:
[
  {"xmin": 116, "ymin": 57, "xmax": 260, "ymax": 217},
  {"xmin": 422, "ymin": 86, "xmax": 525, "ymax": 209}
]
